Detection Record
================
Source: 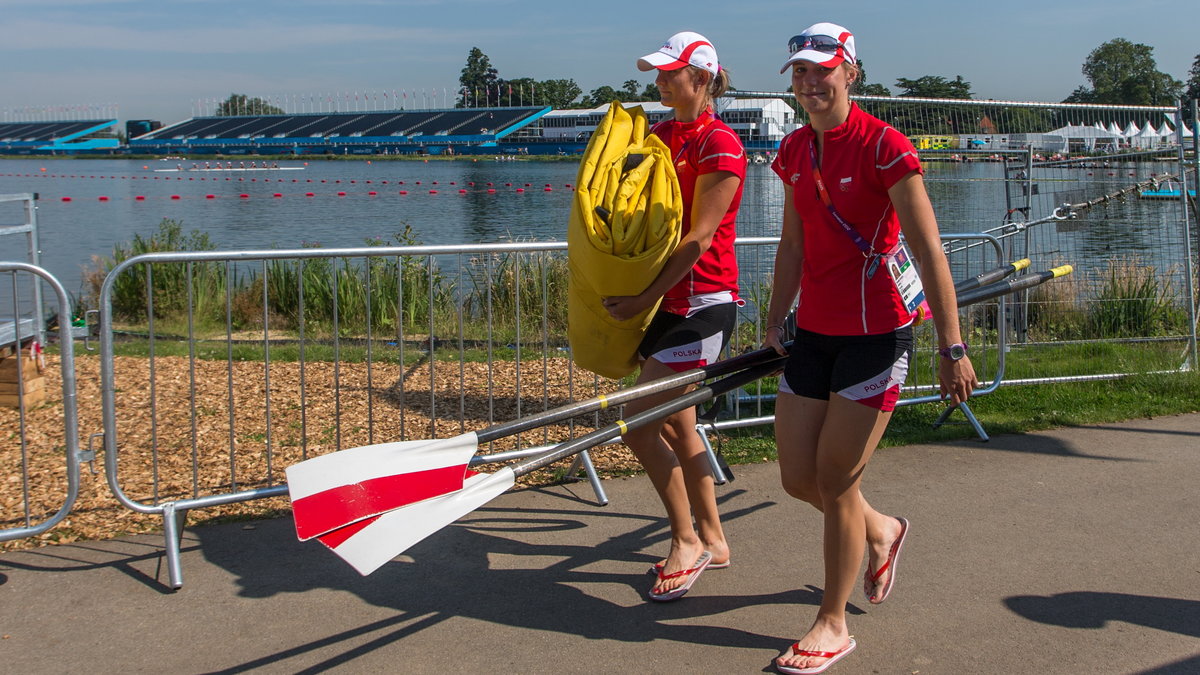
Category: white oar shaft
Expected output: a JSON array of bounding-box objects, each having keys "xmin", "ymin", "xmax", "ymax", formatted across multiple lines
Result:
[{"xmin": 475, "ymin": 344, "xmax": 788, "ymax": 444}]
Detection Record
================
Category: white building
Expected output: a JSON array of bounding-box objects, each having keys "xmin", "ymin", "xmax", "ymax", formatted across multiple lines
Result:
[
  {"xmin": 715, "ymin": 97, "xmax": 798, "ymax": 147},
  {"xmin": 538, "ymin": 97, "xmax": 797, "ymax": 148}
]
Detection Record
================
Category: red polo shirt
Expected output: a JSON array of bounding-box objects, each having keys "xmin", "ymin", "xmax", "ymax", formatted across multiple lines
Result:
[
  {"xmin": 772, "ymin": 103, "xmax": 923, "ymax": 335},
  {"xmin": 651, "ymin": 109, "xmax": 746, "ymax": 314}
]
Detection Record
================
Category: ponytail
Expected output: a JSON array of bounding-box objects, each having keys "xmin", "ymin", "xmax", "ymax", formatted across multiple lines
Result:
[
  {"xmin": 684, "ymin": 65, "xmax": 731, "ymax": 105},
  {"xmin": 709, "ymin": 67, "xmax": 731, "ymax": 99}
]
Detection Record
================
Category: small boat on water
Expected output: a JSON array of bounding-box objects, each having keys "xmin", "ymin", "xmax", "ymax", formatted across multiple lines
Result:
[{"xmin": 1138, "ymin": 181, "xmax": 1196, "ymax": 200}]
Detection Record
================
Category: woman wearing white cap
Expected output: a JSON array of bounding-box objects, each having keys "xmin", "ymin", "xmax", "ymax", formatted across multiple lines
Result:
[
  {"xmin": 602, "ymin": 30, "xmax": 746, "ymax": 602},
  {"xmin": 762, "ymin": 22, "xmax": 974, "ymax": 674}
]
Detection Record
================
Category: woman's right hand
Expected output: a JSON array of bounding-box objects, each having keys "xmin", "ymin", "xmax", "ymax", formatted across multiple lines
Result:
[{"xmin": 764, "ymin": 325, "xmax": 788, "ymax": 355}]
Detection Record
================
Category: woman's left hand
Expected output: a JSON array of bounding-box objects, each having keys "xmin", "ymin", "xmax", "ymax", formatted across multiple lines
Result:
[
  {"xmin": 938, "ymin": 356, "xmax": 976, "ymax": 406},
  {"xmin": 602, "ymin": 294, "xmax": 653, "ymax": 322}
]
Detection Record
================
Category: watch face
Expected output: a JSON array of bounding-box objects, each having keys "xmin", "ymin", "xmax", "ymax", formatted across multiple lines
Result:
[{"xmin": 949, "ymin": 344, "xmax": 966, "ymax": 360}]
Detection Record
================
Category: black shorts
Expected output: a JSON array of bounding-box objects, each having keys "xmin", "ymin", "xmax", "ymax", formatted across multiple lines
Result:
[
  {"xmin": 779, "ymin": 326, "xmax": 913, "ymax": 412},
  {"xmin": 638, "ymin": 303, "xmax": 737, "ymax": 373}
]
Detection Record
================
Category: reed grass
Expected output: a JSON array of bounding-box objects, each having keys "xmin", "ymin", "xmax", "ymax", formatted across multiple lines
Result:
[
  {"xmin": 1084, "ymin": 258, "xmax": 1187, "ymax": 339},
  {"xmin": 83, "ymin": 219, "xmax": 227, "ymax": 325}
]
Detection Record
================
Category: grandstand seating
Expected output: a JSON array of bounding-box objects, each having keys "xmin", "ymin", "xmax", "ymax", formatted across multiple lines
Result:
[
  {"xmin": 0, "ymin": 119, "xmax": 120, "ymax": 152},
  {"xmin": 0, "ymin": 120, "xmax": 112, "ymax": 143},
  {"xmin": 137, "ymin": 108, "xmax": 545, "ymax": 143}
]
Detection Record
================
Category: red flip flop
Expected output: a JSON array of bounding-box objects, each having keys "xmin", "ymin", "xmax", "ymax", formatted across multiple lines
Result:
[
  {"xmin": 649, "ymin": 559, "xmax": 730, "ymax": 575},
  {"xmin": 865, "ymin": 516, "xmax": 909, "ymax": 604},
  {"xmin": 647, "ymin": 550, "xmax": 712, "ymax": 602},
  {"xmin": 776, "ymin": 637, "xmax": 857, "ymax": 674}
]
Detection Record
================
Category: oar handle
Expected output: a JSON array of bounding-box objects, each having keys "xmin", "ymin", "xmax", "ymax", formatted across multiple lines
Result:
[
  {"xmin": 956, "ymin": 265, "xmax": 1073, "ymax": 307},
  {"xmin": 509, "ymin": 355, "xmax": 786, "ymax": 478},
  {"xmin": 475, "ymin": 343, "xmax": 790, "ymax": 444},
  {"xmin": 953, "ymin": 258, "xmax": 1031, "ymax": 293}
]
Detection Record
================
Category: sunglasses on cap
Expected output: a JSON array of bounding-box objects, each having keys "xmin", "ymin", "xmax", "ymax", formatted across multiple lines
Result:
[{"xmin": 788, "ymin": 34, "xmax": 843, "ymax": 54}]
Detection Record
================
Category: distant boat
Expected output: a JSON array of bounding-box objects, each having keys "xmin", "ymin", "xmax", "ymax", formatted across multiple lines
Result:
[{"xmin": 152, "ymin": 166, "xmax": 306, "ymax": 173}]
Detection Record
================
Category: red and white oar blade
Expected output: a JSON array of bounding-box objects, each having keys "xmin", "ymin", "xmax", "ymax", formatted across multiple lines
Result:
[
  {"xmin": 286, "ymin": 432, "xmax": 479, "ymax": 541},
  {"xmin": 313, "ymin": 467, "xmax": 517, "ymax": 576}
]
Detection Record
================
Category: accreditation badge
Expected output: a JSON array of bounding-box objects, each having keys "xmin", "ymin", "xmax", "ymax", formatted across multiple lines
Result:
[{"xmin": 886, "ymin": 242, "xmax": 926, "ymax": 315}]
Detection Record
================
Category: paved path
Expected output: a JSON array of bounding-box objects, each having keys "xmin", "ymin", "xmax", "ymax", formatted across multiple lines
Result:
[{"xmin": 2, "ymin": 414, "xmax": 1199, "ymax": 674}]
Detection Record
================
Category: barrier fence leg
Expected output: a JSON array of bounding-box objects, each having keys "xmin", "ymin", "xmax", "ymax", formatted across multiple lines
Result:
[
  {"xmin": 162, "ymin": 502, "xmax": 188, "ymax": 590},
  {"xmin": 932, "ymin": 401, "xmax": 989, "ymax": 442},
  {"xmin": 566, "ymin": 450, "xmax": 609, "ymax": 506},
  {"xmin": 696, "ymin": 427, "xmax": 731, "ymax": 485}
]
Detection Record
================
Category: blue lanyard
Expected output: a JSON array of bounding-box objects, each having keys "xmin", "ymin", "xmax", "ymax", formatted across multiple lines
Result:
[{"xmin": 807, "ymin": 139, "xmax": 881, "ymax": 278}]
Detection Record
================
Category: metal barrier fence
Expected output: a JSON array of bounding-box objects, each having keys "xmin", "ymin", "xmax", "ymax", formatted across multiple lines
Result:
[
  {"xmin": 96, "ymin": 242, "xmax": 632, "ymax": 587},
  {"xmin": 0, "ymin": 262, "xmax": 81, "ymax": 543}
]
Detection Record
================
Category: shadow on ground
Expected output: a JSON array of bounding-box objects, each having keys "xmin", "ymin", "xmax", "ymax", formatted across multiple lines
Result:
[{"xmin": 193, "ymin": 489, "xmax": 815, "ymax": 674}]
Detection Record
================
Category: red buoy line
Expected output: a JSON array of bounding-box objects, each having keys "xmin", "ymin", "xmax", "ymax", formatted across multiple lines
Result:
[
  {"xmin": 4, "ymin": 172, "xmax": 579, "ymax": 202},
  {"xmin": 50, "ymin": 186, "xmax": 576, "ymax": 202},
  {"xmin": 0, "ymin": 172, "xmax": 580, "ymax": 185}
]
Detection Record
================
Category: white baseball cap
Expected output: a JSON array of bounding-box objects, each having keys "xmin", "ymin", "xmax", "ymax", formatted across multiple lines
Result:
[
  {"xmin": 779, "ymin": 22, "xmax": 856, "ymax": 73},
  {"xmin": 637, "ymin": 31, "xmax": 719, "ymax": 76}
]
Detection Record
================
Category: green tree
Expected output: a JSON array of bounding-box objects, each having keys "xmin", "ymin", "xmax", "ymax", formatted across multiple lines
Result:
[
  {"xmin": 856, "ymin": 60, "xmax": 891, "ymax": 97},
  {"xmin": 581, "ymin": 85, "xmax": 633, "ymax": 107},
  {"xmin": 216, "ymin": 94, "xmax": 284, "ymax": 116},
  {"xmin": 894, "ymin": 75, "xmax": 973, "ymax": 99},
  {"xmin": 504, "ymin": 77, "xmax": 537, "ymax": 106},
  {"xmin": 640, "ymin": 83, "xmax": 661, "ymax": 102},
  {"xmin": 535, "ymin": 79, "xmax": 583, "ymax": 108},
  {"xmin": 458, "ymin": 47, "xmax": 501, "ymax": 108},
  {"xmin": 1185, "ymin": 53, "xmax": 1200, "ymax": 103},
  {"xmin": 497, "ymin": 77, "xmax": 582, "ymax": 108},
  {"xmin": 1065, "ymin": 38, "xmax": 1182, "ymax": 105}
]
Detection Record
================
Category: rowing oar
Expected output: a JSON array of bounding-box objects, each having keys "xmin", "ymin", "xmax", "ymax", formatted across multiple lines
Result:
[
  {"xmin": 955, "ymin": 264, "xmax": 1073, "ymax": 308},
  {"xmin": 472, "ymin": 343, "xmax": 789, "ymax": 445},
  {"xmin": 953, "ymin": 258, "xmax": 1031, "ymax": 293},
  {"xmin": 289, "ymin": 354, "xmax": 787, "ymax": 575},
  {"xmin": 287, "ymin": 345, "xmax": 786, "ymax": 542}
]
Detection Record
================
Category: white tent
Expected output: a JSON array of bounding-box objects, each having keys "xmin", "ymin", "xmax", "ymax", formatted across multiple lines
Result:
[
  {"xmin": 1122, "ymin": 121, "xmax": 1140, "ymax": 137},
  {"xmin": 1108, "ymin": 122, "xmax": 1123, "ymax": 136},
  {"xmin": 1044, "ymin": 124, "xmax": 1123, "ymax": 152},
  {"xmin": 1132, "ymin": 123, "xmax": 1159, "ymax": 148},
  {"xmin": 1164, "ymin": 113, "xmax": 1193, "ymax": 138},
  {"xmin": 1157, "ymin": 122, "xmax": 1173, "ymax": 137}
]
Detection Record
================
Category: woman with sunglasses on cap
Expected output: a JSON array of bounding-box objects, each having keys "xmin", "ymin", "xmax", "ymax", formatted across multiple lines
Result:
[
  {"xmin": 763, "ymin": 22, "xmax": 974, "ymax": 674},
  {"xmin": 602, "ymin": 30, "xmax": 746, "ymax": 602}
]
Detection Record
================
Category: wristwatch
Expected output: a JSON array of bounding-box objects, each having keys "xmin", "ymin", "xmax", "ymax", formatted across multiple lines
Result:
[{"xmin": 939, "ymin": 342, "xmax": 968, "ymax": 361}]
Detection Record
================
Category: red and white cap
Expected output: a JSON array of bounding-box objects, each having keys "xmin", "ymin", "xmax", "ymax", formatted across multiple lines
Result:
[
  {"xmin": 779, "ymin": 22, "xmax": 856, "ymax": 73},
  {"xmin": 637, "ymin": 31, "xmax": 719, "ymax": 76}
]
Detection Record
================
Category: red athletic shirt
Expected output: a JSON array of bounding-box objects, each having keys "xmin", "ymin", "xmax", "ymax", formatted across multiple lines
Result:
[
  {"xmin": 771, "ymin": 103, "xmax": 923, "ymax": 335},
  {"xmin": 651, "ymin": 109, "xmax": 746, "ymax": 314}
]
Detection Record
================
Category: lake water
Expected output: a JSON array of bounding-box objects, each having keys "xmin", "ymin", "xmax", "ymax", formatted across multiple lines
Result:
[{"xmin": 0, "ymin": 156, "xmax": 1187, "ymax": 299}]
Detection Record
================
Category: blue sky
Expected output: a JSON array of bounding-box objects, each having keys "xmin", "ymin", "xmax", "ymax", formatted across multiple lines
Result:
[{"xmin": 2, "ymin": 0, "xmax": 1197, "ymax": 124}]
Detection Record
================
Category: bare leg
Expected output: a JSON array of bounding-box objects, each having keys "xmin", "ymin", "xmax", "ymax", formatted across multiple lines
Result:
[
  {"xmin": 623, "ymin": 358, "xmax": 728, "ymax": 595},
  {"xmin": 775, "ymin": 393, "xmax": 895, "ymax": 672}
]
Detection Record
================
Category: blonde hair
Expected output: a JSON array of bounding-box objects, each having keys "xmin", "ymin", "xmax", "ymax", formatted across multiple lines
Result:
[
  {"xmin": 843, "ymin": 61, "xmax": 861, "ymax": 97},
  {"xmin": 687, "ymin": 65, "xmax": 732, "ymax": 103}
]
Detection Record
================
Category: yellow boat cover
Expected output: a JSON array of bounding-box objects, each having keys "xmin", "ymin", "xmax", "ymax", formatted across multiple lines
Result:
[{"xmin": 568, "ymin": 101, "xmax": 682, "ymax": 379}]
